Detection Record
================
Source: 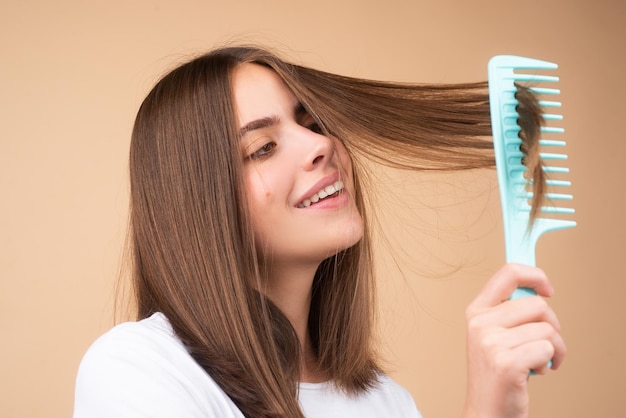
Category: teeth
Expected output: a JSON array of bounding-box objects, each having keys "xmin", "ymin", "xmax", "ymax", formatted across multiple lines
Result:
[{"xmin": 298, "ymin": 180, "xmax": 344, "ymax": 208}]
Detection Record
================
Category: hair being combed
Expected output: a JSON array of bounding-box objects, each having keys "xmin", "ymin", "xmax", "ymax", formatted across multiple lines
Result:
[
  {"xmin": 127, "ymin": 46, "xmax": 547, "ymax": 418},
  {"xmin": 515, "ymin": 83, "xmax": 547, "ymax": 222}
]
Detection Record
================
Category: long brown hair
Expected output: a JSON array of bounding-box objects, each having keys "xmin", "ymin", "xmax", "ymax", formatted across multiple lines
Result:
[{"xmin": 127, "ymin": 46, "xmax": 545, "ymax": 417}]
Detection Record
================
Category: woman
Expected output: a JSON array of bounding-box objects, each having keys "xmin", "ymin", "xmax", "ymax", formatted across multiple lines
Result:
[{"xmin": 74, "ymin": 46, "xmax": 565, "ymax": 417}]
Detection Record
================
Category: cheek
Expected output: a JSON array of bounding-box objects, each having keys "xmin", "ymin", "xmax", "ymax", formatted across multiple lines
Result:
[
  {"xmin": 245, "ymin": 168, "xmax": 271, "ymax": 201},
  {"xmin": 244, "ymin": 171, "xmax": 269, "ymax": 231},
  {"xmin": 333, "ymin": 140, "xmax": 356, "ymax": 191},
  {"xmin": 333, "ymin": 138, "xmax": 352, "ymax": 168},
  {"xmin": 243, "ymin": 168, "xmax": 287, "ymax": 242}
]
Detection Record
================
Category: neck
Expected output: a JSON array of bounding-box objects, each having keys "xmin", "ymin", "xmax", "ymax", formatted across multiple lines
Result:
[{"xmin": 262, "ymin": 260, "xmax": 327, "ymax": 383}]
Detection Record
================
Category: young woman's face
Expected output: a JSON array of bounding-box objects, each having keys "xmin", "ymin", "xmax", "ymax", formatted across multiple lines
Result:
[{"xmin": 232, "ymin": 63, "xmax": 363, "ymax": 273}]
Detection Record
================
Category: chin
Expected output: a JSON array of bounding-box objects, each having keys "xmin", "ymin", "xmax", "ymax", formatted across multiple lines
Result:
[{"xmin": 333, "ymin": 220, "xmax": 364, "ymax": 253}]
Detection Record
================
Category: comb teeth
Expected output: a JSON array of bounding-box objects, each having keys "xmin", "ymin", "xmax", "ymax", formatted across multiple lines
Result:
[
  {"xmin": 488, "ymin": 56, "xmax": 574, "ymax": 218},
  {"xmin": 488, "ymin": 55, "xmax": 576, "ymax": 268},
  {"xmin": 530, "ymin": 87, "xmax": 561, "ymax": 95},
  {"xmin": 538, "ymin": 100, "xmax": 562, "ymax": 108}
]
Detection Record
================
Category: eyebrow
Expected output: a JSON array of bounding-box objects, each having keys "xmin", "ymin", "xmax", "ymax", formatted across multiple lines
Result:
[
  {"xmin": 239, "ymin": 116, "xmax": 279, "ymax": 136},
  {"xmin": 239, "ymin": 103, "xmax": 309, "ymax": 136}
]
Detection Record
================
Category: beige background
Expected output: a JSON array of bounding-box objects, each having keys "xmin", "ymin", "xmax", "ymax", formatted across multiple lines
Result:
[{"xmin": 1, "ymin": 0, "xmax": 624, "ymax": 417}]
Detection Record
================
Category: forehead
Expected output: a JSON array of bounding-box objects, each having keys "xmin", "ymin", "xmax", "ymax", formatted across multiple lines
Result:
[{"xmin": 231, "ymin": 63, "xmax": 298, "ymax": 126}]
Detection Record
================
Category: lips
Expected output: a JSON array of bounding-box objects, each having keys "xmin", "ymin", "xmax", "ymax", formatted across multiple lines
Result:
[{"xmin": 297, "ymin": 180, "xmax": 345, "ymax": 208}]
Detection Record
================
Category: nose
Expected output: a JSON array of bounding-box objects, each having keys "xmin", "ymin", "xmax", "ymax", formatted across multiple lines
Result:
[{"xmin": 299, "ymin": 127, "xmax": 335, "ymax": 171}]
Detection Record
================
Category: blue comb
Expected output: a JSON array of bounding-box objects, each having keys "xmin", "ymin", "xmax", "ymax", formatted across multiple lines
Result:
[{"xmin": 488, "ymin": 55, "xmax": 576, "ymax": 300}]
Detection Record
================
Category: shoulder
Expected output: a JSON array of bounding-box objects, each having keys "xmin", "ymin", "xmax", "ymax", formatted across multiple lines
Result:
[
  {"xmin": 77, "ymin": 313, "xmax": 186, "ymax": 369},
  {"xmin": 298, "ymin": 374, "xmax": 422, "ymax": 418},
  {"xmin": 75, "ymin": 313, "xmax": 192, "ymax": 394},
  {"xmin": 374, "ymin": 375, "xmax": 422, "ymax": 414},
  {"xmin": 366, "ymin": 374, "xmax": 422, "ymax": 417},
  {"xmin": 74, "ymin": 313, "xmax": 244, "ymax": 418}
]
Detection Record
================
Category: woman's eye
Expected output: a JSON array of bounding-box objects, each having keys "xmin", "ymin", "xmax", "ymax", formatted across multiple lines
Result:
[
  {"xmin": 307, "ymin": 122, "xmax": 323, "ymax": 134},
  {"xmin": 248, "ymin": 141, "xmax": 276, "ymax": 160}
]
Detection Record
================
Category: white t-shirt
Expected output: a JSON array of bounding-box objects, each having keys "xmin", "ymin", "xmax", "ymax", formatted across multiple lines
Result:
[{"xmin": 74, "ymin": 313, "xmax": 422, "ymax": 418}]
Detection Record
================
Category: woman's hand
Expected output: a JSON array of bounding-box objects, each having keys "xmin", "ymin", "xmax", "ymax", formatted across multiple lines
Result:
[{"xmin": 462, "ymin": 264, "xmax": 566, "ymax": 418}]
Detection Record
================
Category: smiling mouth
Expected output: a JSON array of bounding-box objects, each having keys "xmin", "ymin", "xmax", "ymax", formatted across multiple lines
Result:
[{"xmin": 297, "ymin": 180, "xmax": 345, "ymax": 208}]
